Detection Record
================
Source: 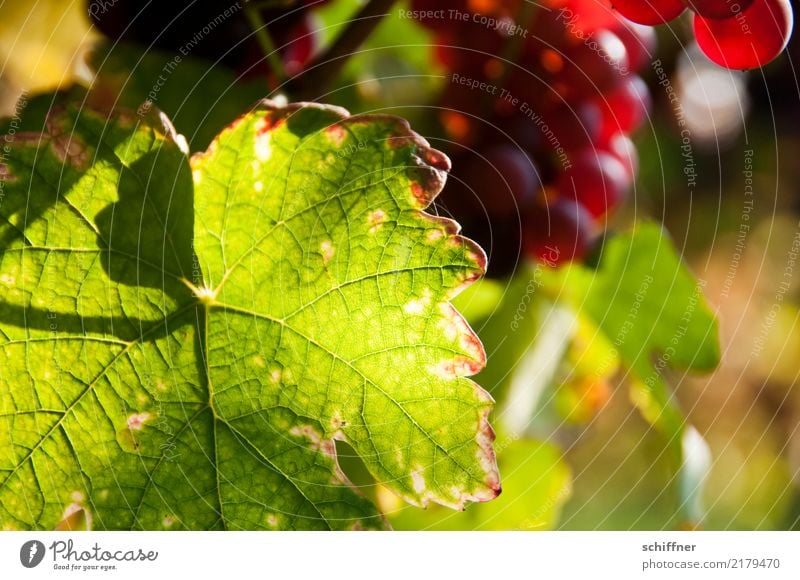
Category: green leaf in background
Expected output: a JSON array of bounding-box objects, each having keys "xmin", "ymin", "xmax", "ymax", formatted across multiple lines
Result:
[
  {"xmin": 0, "ymin": 95, "xmax": 499, "ymax": 530},
  {"xmin": 89, "ymin": 42, "xmax": 266, "ymax": 151},
  {"xmin": 385, "ymin": 439, "xmax": 571, "ymax": 531},
  {"xmin": 451, "ymin": 277, "xmax": 505, "ymax": 324},
  {"xmin": 459, "ymin": 222, "xmax": 720, "ymax": 526},
  {"xmin": 558, "ymin": 222, "xmax": 720, "ymax": 463}
]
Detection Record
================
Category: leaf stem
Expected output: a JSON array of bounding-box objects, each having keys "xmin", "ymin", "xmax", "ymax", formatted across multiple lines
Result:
[
  {"xmin": 288, "ymin": 0, "xmax": 398, "ymax": 100},
  {"xmin": 244, "ymin": 1, "xmax": 288, "ymax": 85}
]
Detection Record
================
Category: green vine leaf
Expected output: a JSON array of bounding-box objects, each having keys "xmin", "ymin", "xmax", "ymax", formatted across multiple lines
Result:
[
  {"xmin": 386, "ymin": 439, "xmax": 571, "ymax": 531},
  {"xmin": 556, "ymin": 222, "xmax": 720, "ymax": 463},
  {"xmin": 0, "ymin": 96, "xmax": 499, "ymax": 530}
]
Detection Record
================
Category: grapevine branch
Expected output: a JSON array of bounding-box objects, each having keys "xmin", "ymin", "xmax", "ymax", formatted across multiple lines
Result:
[
  {"xmin": 244, "ymin": 1, "xmax": 288, "ymax": 85},
  {"xmin": 287, "ymin": 0, "xmax": 398, "ymax": 100}
]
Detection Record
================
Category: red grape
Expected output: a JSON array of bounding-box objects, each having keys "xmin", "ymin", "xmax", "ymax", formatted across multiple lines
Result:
[
  {"xmin": 550, "ymin": 0, "xmax": 620, "ymax": 33},
  {"xmin": 694, "ymin": 0, "xmax": 793, "ymax": 69},
  {"xmin": 510, "ymin": 9, "xmax": 629, "ymax": 105},
  {"xmin": 612, "ymin": 20, "xmax": 658, "ymax": 70},
  {"xmin": 611, "ymin": 0, "xmax": 687, "ymax": 24},
  {"xmin": 557, "ymin": 149, "xmax": 631, "ymax": 216},
  {"xmin": 281, "ymin": 16, "xmax": 319, "ymax": 76},
  {"xmin": 563, "ymin": 29, "xmax": 630, "ymax": 93},
  {"xmin": 597, "ymin": 75, "xmax": 652, "ymax": 139},
  {"xmin": 603, "ymin": 132, "xmax": 639, "ymax": 177},
  {"xmin": 523, "ymin": 198, "xmax": 598, "ymax": 265},
  {"xmin": 683, "ymin": 0, "xmax": 755, "ymax": 19}
]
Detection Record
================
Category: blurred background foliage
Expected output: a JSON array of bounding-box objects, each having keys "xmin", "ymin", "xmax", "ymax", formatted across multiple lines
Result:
[{"xmin": 1, "ymin": 0, "xmax": 798, "ymax": 530}]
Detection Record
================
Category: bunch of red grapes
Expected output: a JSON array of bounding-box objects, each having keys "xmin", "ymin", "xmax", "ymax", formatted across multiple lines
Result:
[
  {"xmin": 413, "ymin": 0, "xmax": 793, "ymax": 276},
  {"xmin": 615, "ymin": 0, "xmax": 794, "ymax": 69}
]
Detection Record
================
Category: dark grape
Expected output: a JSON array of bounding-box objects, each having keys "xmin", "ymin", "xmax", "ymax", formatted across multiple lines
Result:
[
  {"xmin": 694, "ymin": 0, "xmax": 793, "ymax": 69},
  {"xmin": 517, "ymin": 25, "xmax": 629, "ymax": 102},
  {"xmin": 610, "ymin": 0, "xmax": 687, "ymax": 24},
  {"xmin": 523, "ymin": 198, "xmax": 598, "ymax": 265},
  {"xmin": 462, "ymin": 214, "xmax": 526, "ymax": 277},
  {"xmin": 460, "ymin": 145, "xmax": 542, "ymax": 216},
  {"xmin": 540, "ymin": 101, "xmax": 603, "ymax": 152},
  {"xmin": 493, "ymin": 113, "xmax": 544, "ymax": 153},
  {"xmin": 556, "ymin": 149, "xmax": 631, "ymax": 216},
  {"xmin": 683, "ymin": 0, "xmax": 755, "ymax": 19},
  {"xmin": 562, "ymin": 29, "xmax": 630, "ymax": 93}
]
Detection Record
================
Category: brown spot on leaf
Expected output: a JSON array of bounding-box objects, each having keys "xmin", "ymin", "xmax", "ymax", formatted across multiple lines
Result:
[
  {"xmin": 325, "ymin": 123, "xmax": 347, "ymax": 146},
  {"xmin": 408, "ymin": 165, "xmax": 447, "ymax": 208},
  {"xmin": 6, "ymin": 132, "xmax": 48, "ymax": 147},
  {"xmin": 329, "ymin": 412, "xmax": 347, "ymax": 431},
  {"xmin": 45, "ymin": 106, "xmax": 68, "ymax": 135},
  {"xmin": 431, "ymin": 357, "xmax": 483, "ymax": 379},
  {"xmin": 420, "ymin": 148, "xmax": 451, "ymax": 172},
  {"xmin": 320, "ymin": 240, "xmax": 335, "ymax": 264},
  {"xmin": 255, "ymin": 113, "xmax": 284, "ymax": 135},
  {"xmin": 410, "ymin": 182, "xmax": 427, "ymax": 206},
  {"xmin": 320, "ymin": 439, "xmax": 336, "ymax": 458},
  {"xmin": 411, "ymin": 468, "xmax": 426, "ymax": 493},
  {"xmin": 385, "ymin": 132, "xmax": 415, "ymax": 150},
  {"xmin": 51, "ymin": 134, "xmax": 89, "ymax": 170},
  {"xmin": 289, "ymin": 424, "xmax": 325, "ymax": 451},
  {"xmin": 367, "ymin": 209, "xmax": 387, "ymax": 233},
  {"xmin": 126, "ymin": 412, "xmax": 152, "ymax": 431},
  {"xmin": 162, "ymin": 515, "xmax": 177, "ymax": 528},
  {"xmin": 0, "ymin": 163, "xmax": 17, "ymax": 183},
  {"xmin": 419, "ymin": 213, "xmax": 460, "ymax": 238}
]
